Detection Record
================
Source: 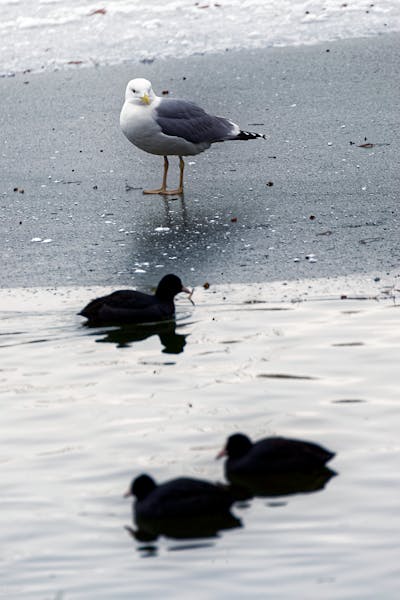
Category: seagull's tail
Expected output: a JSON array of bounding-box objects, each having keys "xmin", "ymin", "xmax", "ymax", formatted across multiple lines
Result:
[{"xmin": 234, "ymin": 130, "xmax": 267, "ymax": 141}]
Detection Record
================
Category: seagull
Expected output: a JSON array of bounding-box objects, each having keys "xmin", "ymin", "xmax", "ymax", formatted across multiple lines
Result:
[{"xmin": 120, "ymin": 78, "xmax": 266, "ymax": 195}]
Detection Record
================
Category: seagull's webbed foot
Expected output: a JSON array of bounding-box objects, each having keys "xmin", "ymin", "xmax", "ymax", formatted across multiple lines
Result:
[{"xmin": 143, "ymin": 187, "xmax": 183, "ymax": 196}]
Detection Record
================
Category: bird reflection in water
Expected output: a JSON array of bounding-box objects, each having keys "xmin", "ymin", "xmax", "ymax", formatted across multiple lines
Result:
[
  {"xmin": 126, "ymin": 510, "xmax": 241, "ymax": 545},
  {"xmin": 93, "ymin": 321, "xmax": 188, "ymax": 353},
  {"xmin": 227, "ymin": 466, "xmax": 336, "ymax": 501}
]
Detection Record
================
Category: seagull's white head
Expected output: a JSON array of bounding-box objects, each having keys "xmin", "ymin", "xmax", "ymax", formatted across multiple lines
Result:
[{"xmin": 125, "ymin": 78, "xmax": 156, "ymax": 106}]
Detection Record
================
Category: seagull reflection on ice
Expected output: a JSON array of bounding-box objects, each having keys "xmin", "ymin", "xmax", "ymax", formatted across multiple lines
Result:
[
  {"xmin": 217, "ymin": 433, "xmax": 336, "ymax": 498},
  {"xmin": 93, "ymin": 321, "xmax": 187, "ymax": 353},
  {"xmin": 124, "ymin": 473, "xmax": 241, "ymax": 542},
  {"xmin": 161, "ymin": 194, "xmax": 188, "ymax": 228}
]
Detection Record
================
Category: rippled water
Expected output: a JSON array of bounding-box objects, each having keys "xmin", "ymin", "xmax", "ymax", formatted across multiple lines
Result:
[{"xmin": 1, "ymin": 284, "xmax": 399, "ymax": 598}]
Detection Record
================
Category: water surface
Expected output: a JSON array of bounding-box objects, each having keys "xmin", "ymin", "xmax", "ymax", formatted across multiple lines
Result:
[{"xmin": 1, "ymin": 284, "xmax": 399, "ymax": 598}]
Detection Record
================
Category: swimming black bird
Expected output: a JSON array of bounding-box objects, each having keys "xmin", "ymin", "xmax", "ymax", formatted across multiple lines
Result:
[
  {"xmin": 125, "ymin": 473, "xmax": 234, "ymax": 519},
  {"xmin": 217, "ymin": 433, "xmax": 335, "ymax": 485},
  {"xmin": 79, "ymin": 273, "xmax": 191, "ymax": 326},
  {"xmin": 124, "ymin": 473, "xmax": 240, "ymax": 540}
]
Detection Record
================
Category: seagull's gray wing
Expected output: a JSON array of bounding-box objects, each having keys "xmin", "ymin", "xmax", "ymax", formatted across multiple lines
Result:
[{"xmin": 154, "ymin": 99, "xmax": 236, "ymax": 145}]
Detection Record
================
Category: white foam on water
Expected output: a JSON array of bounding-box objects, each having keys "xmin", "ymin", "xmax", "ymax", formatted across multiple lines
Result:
[{"xmin": 1, "ymin": 0, "xmax": 400, "ymax": 73}]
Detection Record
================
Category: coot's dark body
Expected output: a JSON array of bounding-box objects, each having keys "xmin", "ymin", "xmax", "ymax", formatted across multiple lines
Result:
[
  {"xmin": 219, "ymin": 433, "xmax": 335, "ymax": 496},
  {"xmin": 125, "ymin": 474, "xmax": 241, "ymax": 540},
  {"xmin": 79, "ymin": 274, "xmax": 189, "ymax": 326},
  {"xmin": 127, "ymin": 474, "xmax": 234, "ymax": 520}
]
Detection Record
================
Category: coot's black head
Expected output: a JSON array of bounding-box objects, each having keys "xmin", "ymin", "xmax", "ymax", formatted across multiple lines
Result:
[
  {"xmin": 223, "ymin": 433, "xmax": 253, "ymax": 459},
  {"xmin": 155, "ymin": 274, "xmax": 189, "ymax": 301},
  {"xmin": 124, "ymin": 474, "xmax": 157, "ymax": 500}
]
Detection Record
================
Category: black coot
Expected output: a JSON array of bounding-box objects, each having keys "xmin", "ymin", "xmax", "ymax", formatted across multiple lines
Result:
[
  {"xmin": 217, "ymin": 433, "xmax": 335, "ymax": 496},
  {"xmin": 124, "ymin": 473, "xmax": 241, "ymax": 540},
  {"xmin": 125, "ymin": 473, "xmax": 234, "ymax": 519},
  {"xmin": 79, "ymin": 274, "xmax": 191, "ymax": 326}
]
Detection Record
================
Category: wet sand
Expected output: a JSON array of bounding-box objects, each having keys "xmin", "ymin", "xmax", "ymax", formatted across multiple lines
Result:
[{"xmin": 1, "ymin": 34, "xmax": 400, "ymax": 291}]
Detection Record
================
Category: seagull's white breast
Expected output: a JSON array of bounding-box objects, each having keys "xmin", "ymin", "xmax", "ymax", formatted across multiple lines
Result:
[
  {"xmin": 120, "ymin": 102, "xmax": 161, "ymax": 153},
  {"xmin": 120, "ymin": 99, "xmax": 209, "ymax": 157}
]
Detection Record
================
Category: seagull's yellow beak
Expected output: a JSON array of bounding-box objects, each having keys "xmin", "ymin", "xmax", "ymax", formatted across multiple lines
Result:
[{"xmin": 141, "ymin": 93, "xmax": 151, "ymax": 105}]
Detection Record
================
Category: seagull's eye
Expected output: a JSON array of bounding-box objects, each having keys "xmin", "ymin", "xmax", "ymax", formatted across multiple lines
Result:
[{"xmin": 131, "ymin": 88, "xmax": 136, "ymax": 93}]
